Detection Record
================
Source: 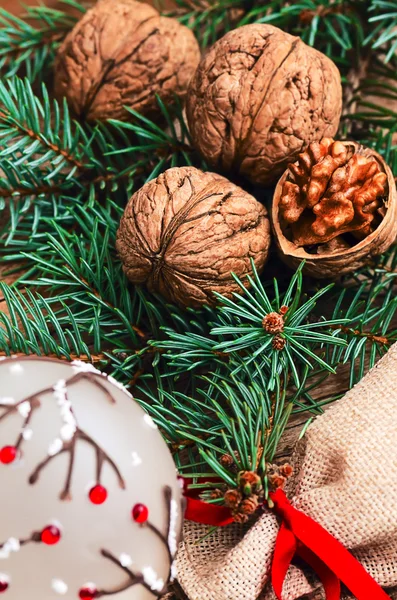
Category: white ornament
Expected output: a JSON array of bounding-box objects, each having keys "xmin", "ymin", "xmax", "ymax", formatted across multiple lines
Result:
[
  {"xmin": 18, "ymin": 402, "xmax": 31, "ymax": 418},
  {"xmin": 168, "ymin": 499, "xmax": 179, "ymax": 557},
  {"xmin": 0, "ymin": 397, "xmax": 15, "ymax": 405},
  {"xmin": 60, "ymin": 423, "xmax": 76, "ymax": 442},
  {"xmin": 71, "ymin": 360, "xmax": 101, "ymax": 375},
  {"xmin": 0, "ymin": 538, "xmax": 20, "ymax": 559},
  {"xmin": 170, "ymin": 562, "xmax": 178, "ymax": 582},
  {"xmin": 119, "ymin": 553, "xmax": 133, "ymax": 568},
  {"xmin": 142, "ymin": 566, "xmax": 164, "ymax": 592},
  {"xmin": 53, "ymin": 380, "xmax": 67, "ymax": 403},
  {"xmin": 0, "ymin": 357, "xmax": 183, "ymax": 600},
  {"xmin": 51, "ymin": 579, "xmax": 68, "ymax": 595},
  {"xmin": 131, "ymin": 451, "xmax": 142, "ymax": 467},
  {"xmin": 47, "ymin": 438, "xmax": 63, "ymax": 456},
  {"xmin": 22, "ymin": 428, "xmax": 33, "ymax": 441},
  {"xmin": 52, "ymin": 381, "xmax": 77, "ymax": 443},
  {"xmin": 59, "ymin": 404, "xmax": 74, "ymax": 423},
  {"xmin": 5, "ymin": 538, "xmax": 20, "ymax": 554},
  {"xmin": 143, "ymin": 413, "xmax": 158, "ymax": 430}
]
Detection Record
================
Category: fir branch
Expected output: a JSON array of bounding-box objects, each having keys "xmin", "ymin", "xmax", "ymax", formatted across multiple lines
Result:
[
  {"xmin": 0, "ymin": 79, "xmax": 196, "ymax": 244},
  {"xmin": 343, "ymin": 64, "xmax": 397, "ymax": 178},
  {"xmin": 330, "ymin": 249, "xmax": 397, "ymax": 385},
  {"xmin": 0, "ymin": 77, "xmax": 94, "ymax": 174},
  {"xmin": 107, "ymin": 97, "xmax": 204, "ymax": 173},
  {"xmin": 0, "ymin": 5, "xmax": 77, "ymax": 83},
  {"xmin": 158, "ymin": 262, "xmax": 348, "ymax": 390},
  {"xmin": 367, "ymin": 0, "xmax": 397, "ymax": 61}
]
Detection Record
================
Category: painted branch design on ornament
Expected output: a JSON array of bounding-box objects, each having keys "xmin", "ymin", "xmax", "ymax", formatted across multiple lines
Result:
[
  {"xmin": 29, "ymin": 424, "xmax": 125, "ymax": 501},
  {"xmin": 0, "ymin": 362, "xmax": 126, "ymax": 501},
  {"xmin": 79, "ymin": 487, "xmax": 183, "ymax": 599},
  {"xmin": 0, "ymin": 397, "xmax": 40, "ymax": 462},
  {"xmin": 0, "ymin": 523, "xmax": 62, "ymax": 559}
]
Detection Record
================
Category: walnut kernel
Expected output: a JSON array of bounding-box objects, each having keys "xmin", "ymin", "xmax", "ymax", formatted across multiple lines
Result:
[
  {"xmin": 280, "ymin": 138, "xmax": 388, "ymax": 247},
  {"xmin": 271, "ymin": 141, "xmax": 397, "ymax": 278}
]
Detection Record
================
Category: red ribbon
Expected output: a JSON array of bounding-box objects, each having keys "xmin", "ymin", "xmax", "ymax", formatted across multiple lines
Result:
[
  {"xmin": 184, "ymin": 485, "xmax": 391, "ymax": 600},
  {"xmin": 183, "ymin": 477, "xmax": 235, "ymax": 526}
]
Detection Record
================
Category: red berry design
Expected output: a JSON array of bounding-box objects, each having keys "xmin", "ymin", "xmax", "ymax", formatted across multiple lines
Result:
[
  {"xmin": 41, "ymin": 525, "xmax": 61, "ymax": 545},
  {"xmin": 0, "ymin": 446, "xmax": 17, "ymax": 465},
  {"xmin": 79, "ymin": 584, "xmax": 97, "ymax": 599},
  {"xmin": 132, "ymin": 503, "xmax": 149, "ymax": 523},
  {"xmin": 89, "ymin": 484, "xmax": 107, "ymax": 505},
  {"xmin": 0, "ymin": 577, "xmax": 9, "ymax": 593}
]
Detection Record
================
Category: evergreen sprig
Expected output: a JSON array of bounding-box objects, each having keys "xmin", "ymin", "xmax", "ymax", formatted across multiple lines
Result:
[
  {"xmin": 0, "ymin": 3, "xmax": 79, "ymax": 83},
  {"xmin": 0, "ymin": 77, "xmax": 198, "ymax": 245},
  {"xmin": 141, "ymin": 369, "xmax": 294, "ymax": 492},
  {"xmin": 157, "ymin": 263, "xmax": 348, "ymax": 390},
  {"xmin": 367, "ymin": 0, "xmax": 397, "ymax": 61},
  {"xmin": 330, "ymin": 243, "xmax": 397, "ymax": 385}
]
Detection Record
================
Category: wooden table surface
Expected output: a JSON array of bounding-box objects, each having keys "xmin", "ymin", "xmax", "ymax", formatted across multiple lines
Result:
[
  {"xmin": 1, "ymin": 0, "xmax": 168, "ymax": 13},
  {"xmin": 2, "ymin": 0, "xmax": 62, "ymax": 12}
]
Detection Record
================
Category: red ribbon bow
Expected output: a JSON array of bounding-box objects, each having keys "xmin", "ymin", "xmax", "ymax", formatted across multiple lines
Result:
[{"xmin": 184, "ymin": 484, "xmax": 391, "ymax": 600}]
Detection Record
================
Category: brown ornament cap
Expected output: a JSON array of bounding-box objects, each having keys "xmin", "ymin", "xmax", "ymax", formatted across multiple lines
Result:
[
  {"xmin": 186, "ymin": 24, "xmax": 342, "ymax": 185},
  {"xmin": 116, "ymin": 166, "xmax": 271, "ymax": 307},
  {"xmin": 271, "ymin": 139, "xmax": 397, "ymax": 278},
  {"xmin": 54, "ymin": 0, "xmax": 200, "ymax": 122}
]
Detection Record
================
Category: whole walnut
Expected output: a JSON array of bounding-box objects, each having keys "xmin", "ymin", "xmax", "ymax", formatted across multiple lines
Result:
[
  {"xmin": 54, "ymin": 0, "xmax": 200, "ymax": 122},
  {"xmin": 116, "ymin": 166, "xmax": 271, "ymax": 307},
  {"xmin": 186, "ymin": 24, "xmax": 342, "ymax": 185},
  {"xmin": 272, "ymin": 139, "xmax": 397, "ymax": 277}
]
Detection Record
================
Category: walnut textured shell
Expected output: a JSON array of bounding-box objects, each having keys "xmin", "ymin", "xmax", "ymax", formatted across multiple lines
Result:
[
  {"xmin": 186, "ymin": 24, "xmax": 342, "ymax": 185},
  {"xmin": 272, "ymin": 142, "xmax": 397, "ymax": 278},
  {"xmin": 54, "ymin": 0, "xmax": 200, "ymax": 122},
  {"xmin": 116, "ymin": 166, "xmax": 271, "ymax": 307}
]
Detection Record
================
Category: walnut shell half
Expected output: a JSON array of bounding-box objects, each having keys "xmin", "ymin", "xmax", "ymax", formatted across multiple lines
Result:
[
  {"xmin": 186, "ymin": 24, "xmax": 342, "ymax": 185},
  {"xmin": 116, "ymin": 166, "xmax": 271, "ymax": 307},
  {"xmin": 271, "ymin": 140, "xmax": 397, "ymax": 278},
  {"xmin": 54, "ymin": 0, "xmax": 200, "ymax": 122}
]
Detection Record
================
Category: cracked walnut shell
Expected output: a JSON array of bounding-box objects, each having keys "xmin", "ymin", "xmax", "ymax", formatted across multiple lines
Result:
[
  {"xmin": 272, "ymin": 140, "xmax": 397, "ymax": 277},
  {"xmin": 116, "ymin": 166, "xmax": 271, "ymax": 307},
  {"xmin": 54, "ymin": 0, "xmax": 200, "ymax": 122},
  {"xmin": 186, "ymin": 24, "xmax": 342, "ymax": 185}
]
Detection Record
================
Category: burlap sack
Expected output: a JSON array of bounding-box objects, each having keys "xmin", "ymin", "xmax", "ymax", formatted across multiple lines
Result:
[{"xmin": 176, "ymin": 343, "xmax": 397, "ymax": 600}]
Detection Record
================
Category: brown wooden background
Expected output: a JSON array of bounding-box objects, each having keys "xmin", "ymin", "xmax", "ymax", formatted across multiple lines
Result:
[{"xmin": 2, "ymin": 0, "xmax": 61, "ymax": 12}]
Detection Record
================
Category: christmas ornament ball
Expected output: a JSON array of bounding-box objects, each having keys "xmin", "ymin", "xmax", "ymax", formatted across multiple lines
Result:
[{"xmin": 0, "ymin": 356, "xmax": 183, "ymax": 600}]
